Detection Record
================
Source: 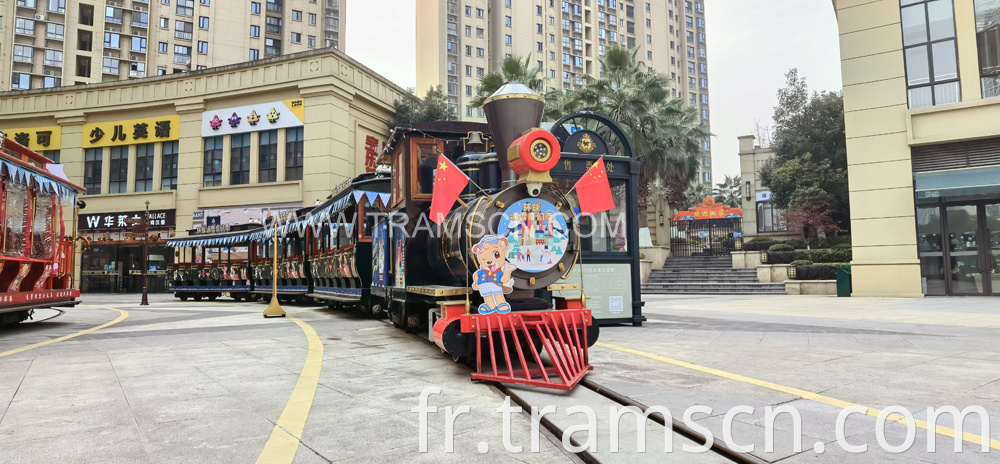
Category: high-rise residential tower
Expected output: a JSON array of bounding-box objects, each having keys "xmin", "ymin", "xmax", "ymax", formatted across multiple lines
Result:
[
  {"xmin": 0, "ymin": 0, "xmax": 345, "ymax": 89},
  {"xmin": 416, "ymin": 0, "xmax": 712, "ymax": 185}
]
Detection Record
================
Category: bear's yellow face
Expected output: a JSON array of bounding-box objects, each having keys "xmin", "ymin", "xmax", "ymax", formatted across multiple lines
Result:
[{"xmin": 473, "ymin": 238, "xmax": 508, "ymax": 273}]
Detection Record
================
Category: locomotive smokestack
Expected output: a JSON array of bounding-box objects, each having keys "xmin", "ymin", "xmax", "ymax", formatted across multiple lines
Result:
[{"xmin": 483, "ymin": 81, "xmax": 545, "ymax": 188}]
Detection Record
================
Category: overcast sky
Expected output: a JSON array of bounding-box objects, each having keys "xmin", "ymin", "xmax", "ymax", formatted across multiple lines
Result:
[{"xmin": 346, "ymin": 0, "xmax": 843, "ymax": 182}]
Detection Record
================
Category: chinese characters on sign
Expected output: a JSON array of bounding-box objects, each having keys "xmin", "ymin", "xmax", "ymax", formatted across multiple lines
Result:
[
  {"xmin": 79, "ymin": 210, "xmax": 176, "ymax": 231},
  {"xmin": 364, "ymin": 136, "xmax": 381, "ymax": 173},
  {"xmin": 0, "ymin": 126, "xmax": 63, "ymax": 151},
  {"xmin": 83, "ymin": 116, "xmax": 180, "ymax": 148}
]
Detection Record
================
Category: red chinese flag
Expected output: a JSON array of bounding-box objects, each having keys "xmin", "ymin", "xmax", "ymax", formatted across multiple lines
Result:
[
  {"xmin": 573, "ymin": 156, "xmax": 615, "ymax": 216},
  {"xmin": 429, "ymin": 154, "xmax": 470, "ymax": 224}
]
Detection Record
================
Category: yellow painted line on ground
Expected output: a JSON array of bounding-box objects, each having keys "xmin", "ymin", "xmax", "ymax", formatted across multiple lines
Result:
[
  {"xmin": 596, "ymin": 342, "xmax": 1000, "ymax": 451},
  {"xmin": 256, "ymin": 316, "xmax": 324, "ymax": 464},
  {"xmin": 0, "ymin": 306, "xmax": 129, "ymax": 358}
]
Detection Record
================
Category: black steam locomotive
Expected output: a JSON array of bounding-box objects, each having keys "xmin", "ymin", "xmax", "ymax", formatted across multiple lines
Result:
[{"xmin": 168, "ymin": 83, "xmax": 617, "ymax": 389}]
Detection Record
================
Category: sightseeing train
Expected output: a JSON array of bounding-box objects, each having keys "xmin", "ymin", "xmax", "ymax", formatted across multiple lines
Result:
[
  {"xmin": 167, "ymin": 84, "xmax": 610, "ymax": 389},
  {"xmin": 0, "ymin": 133, "xmax": 85, "ymax": 325}
]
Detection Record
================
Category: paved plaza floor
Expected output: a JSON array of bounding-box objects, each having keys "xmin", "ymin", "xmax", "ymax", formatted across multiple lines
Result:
[{"xmin": 0, "ymin": 293, "xmax": 997, "ymax": 463}]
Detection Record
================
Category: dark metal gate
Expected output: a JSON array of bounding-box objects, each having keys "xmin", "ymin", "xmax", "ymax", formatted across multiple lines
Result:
[{"xmin": 670, "ymin": 218, "xmax": 743, "ymax": 257}]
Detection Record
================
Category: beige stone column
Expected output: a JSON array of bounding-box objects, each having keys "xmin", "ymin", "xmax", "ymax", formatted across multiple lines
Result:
[{"xmin": 174, "ymin": 100, "xmax": 206, "ymax": 234}]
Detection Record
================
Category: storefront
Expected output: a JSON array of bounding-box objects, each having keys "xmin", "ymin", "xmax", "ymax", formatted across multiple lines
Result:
[{"xmin": 79, "ymin": 209, "xmax": 175, "ymax": 293}]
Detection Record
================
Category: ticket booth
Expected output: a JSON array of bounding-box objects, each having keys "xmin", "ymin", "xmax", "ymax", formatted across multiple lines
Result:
[{"xmin": 547, "ymin": 112, "xmax": 645, "ymax": 326}]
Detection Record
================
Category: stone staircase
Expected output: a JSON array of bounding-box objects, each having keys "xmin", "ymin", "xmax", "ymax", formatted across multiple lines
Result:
[{"xmin": 642, "ymin": 256, "xmax": 787, "ymax": 295}]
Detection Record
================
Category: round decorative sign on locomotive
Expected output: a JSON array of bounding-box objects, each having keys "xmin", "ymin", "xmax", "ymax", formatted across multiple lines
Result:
[{"xmin": 496, "ymin": 198, "xmax": 570, "ymax": 273}]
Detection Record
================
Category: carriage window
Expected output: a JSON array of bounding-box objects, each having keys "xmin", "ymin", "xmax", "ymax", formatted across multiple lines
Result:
[
  {"xmin": 31, "ymin": 192, "xmax": 55, "ymax": 259},
  {"xmin": 556, "ymin": 177, "xmax": 628, "ymax": 253},
  {"xmin": 409, "ymin": 138, "xmax": 443, "ymax": 199},
  {"xmin": 3, "ymin": 183, "xmax": 29, "ymax": 258}
]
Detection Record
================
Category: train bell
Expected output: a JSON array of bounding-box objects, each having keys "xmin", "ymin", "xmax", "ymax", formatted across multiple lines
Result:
[{"xmin": 463, "ymin": 131, "xmax": 487, "ymax": 153}]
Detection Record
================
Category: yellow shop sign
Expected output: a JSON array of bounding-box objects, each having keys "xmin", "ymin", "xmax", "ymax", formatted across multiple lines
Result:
[
  {"xmin": 0, "ymin": 126, "xmax": 62, "ymax": 151},
  {"xmin": 83, "ymin": 115, "xmax": 180, "ymax": 148}
]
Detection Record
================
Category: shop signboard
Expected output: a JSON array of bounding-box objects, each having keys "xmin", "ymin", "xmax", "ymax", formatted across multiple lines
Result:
[
  {"xmin": 0, "ymin": 126, "xmax": 62, "ymax": 151},
  {"xmin": 80, "ymin": 210, "xmax": 175, "ymax": 231},
  {"xmin": 83, "ymin": 116, "xmax": 180, "ymax": 149},
  {"xmin": 201, "ymin": 99, "xmax": 305, "ymax": 137},
  {"xmin": 553, "ymin": 263, "xmax": 633, "ymax": 320}
]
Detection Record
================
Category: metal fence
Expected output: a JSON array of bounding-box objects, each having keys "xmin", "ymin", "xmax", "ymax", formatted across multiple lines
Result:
[{"xmin": 670, "ymin": 218, "xmax": 743, "ymax": 257}]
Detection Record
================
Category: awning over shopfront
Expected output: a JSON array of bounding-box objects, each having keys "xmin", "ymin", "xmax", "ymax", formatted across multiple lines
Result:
[{"xmin": 914, "ymin": 166, "xmax": 1000, "ymax": 201}]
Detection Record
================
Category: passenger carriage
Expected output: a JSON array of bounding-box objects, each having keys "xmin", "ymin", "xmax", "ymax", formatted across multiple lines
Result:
[
  {"xmin": 165, "ymin": 223, "xmax": 262, "ymax": 301},
  {"xmin": 0, "ymin": 133, "xmax": 84, "ymax": 324}
]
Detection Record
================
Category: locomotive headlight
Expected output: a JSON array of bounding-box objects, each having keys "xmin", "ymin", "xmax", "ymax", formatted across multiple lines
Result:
[
  {"xmin": 508, "ymin": 128, "xmax": 560, "ymax": 185},
  {"xmin": 530, "ymin": 139, "xmax": 552, "ymax": 163}
]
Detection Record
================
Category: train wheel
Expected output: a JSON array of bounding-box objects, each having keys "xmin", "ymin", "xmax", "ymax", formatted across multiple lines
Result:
[
  {"xmin": 193, "ymin": 294, "xmax": 203, "ymax": 301},
  {"xmin": 208, "ymin": 294, "xmax": 218, "ymax": 301},
  {"xmin": 179, "ymin": 295, "xmax": 189, "ymax": 301}
]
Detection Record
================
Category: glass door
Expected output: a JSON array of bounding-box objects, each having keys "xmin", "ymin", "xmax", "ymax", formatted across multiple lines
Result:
[
  {"xmin": 945, "ymin": 205, "xmax": 983, "ymax": 295},
  {"xmin": 986, "ymin": 203, "xmax": 1000, "ymax": 296}
]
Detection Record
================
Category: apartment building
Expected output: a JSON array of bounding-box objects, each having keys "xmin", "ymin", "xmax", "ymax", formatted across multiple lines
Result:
[
  {"xmin": 416, "ymin": 0, "xmax": 713, "ymax": 185},
  {"xmin": 0, "ymin": 0, "xmax": 345, "ymax": 90}
]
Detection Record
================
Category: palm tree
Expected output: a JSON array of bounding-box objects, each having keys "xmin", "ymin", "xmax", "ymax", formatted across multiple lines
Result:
[
  {"xmin": 470, "ymin": 55, "xmax": 544, "ymax": 107},
  {"xmin": 543, "ymin": 90, "xmax": 580, "ymax": 122},
  {"xmin": 683, "ymin": 183, "xmax": 714, "ymax": 210},
  {"xmin": 713, "ymin": 175, "xmax": 742, "ymax": 208},
  {"xmin": 573, "ymin": 47, "xmax": 709, "ymax": 211}
]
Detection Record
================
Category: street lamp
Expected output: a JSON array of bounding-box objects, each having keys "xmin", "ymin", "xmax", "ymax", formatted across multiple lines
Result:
[{"xmin": 139, "ymin": 201, "xmax": 151, "ymax": 306}]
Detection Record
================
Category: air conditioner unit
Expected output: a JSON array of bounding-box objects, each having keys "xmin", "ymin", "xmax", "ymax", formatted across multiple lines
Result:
[
  {"xmin": 104, "ymin": 51, "xmax": 114, "ymax": 57},
  {"xmin": 34, "ymin": 14, "xmax": 46, "ymax": 21},
  {"xmin": 45, "ymin": 70, "xmax": 58, "ymax": 76},
  {"xmin": 135, "ymin": 5, "xmax": 145, "ymax": 11},
  {"xmin": 130, "ymin": 55, "xmax": 139, "ymax": 61},
  {"xmin": 108, "ymin": 1, "xmax": 119, "ymax": 6},
  {"xmin": 132, "ymin": 29, "xmax": 141, "ymax": 35},
  {"xmin": 106, "ymin": 26, "xmax": 114, "ymax": 32}
]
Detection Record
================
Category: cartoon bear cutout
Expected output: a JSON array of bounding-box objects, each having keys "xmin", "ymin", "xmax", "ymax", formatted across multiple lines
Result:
[{"xmin": 471, "ymin": 235, "xmax": 517, "ymax": 314}]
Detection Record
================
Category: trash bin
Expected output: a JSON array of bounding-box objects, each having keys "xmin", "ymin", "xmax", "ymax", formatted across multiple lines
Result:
[{"xmin": 836, "ymin": 267, "xmax": 852, "ymax": 297}]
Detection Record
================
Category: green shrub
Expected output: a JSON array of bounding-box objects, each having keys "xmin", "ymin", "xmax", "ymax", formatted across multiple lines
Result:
[
  {"xmin": 791, "ymin": 259, "xmax": 813, "ymax": 266},
  {"xmin": 742, "ymin": 240, "xmax": 775, "ymax": 251},
  {"xmin": 808, "ymin": 248, "xmax": 852, "ymax": 263},
  {"xmin": 832, "ymin": 242, "xmax": 852, "ymax": 251},
  {"xmin": 640, "ymin": 252, "xmax": 646, "ymax": 260},
  {"xmin": 769, "ymin": 243, "xmax": 794, "ymax": 252},
  {"xmin": 748, "ymin": 237, "xmax": 773, "ymax": 242},
  {"xmin": 795, "ymin": 263, "xmax": 851, "ymax": 280},
  {"xmin": 783, "ymin": 239, "xmax": 808, "ymax": 250},
  {"xmin": 766, "ymin": 250, "xmax": 809, "ymax": 264},
  {"xmin": 671, "ymin": 237, "xmax": 698, "ymax": 245}
]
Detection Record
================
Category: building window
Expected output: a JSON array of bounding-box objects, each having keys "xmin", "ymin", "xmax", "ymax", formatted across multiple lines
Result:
[
  {"xmin": 132, "ymin": 37, "xmax": 147, "ymax": 52},
  {"xmin": 700, "ymin": 78, "xmax": 708, "ymax": 88},
  {"xmin": 505, "ymin": 16, "xmax": 511, "ymax": 26},
  {"xmin": 901, "ymin": 0, "xmax": 959, "ymax": 108},
  {"xmin": 132, "ymin": 12, "xmax": 149, "ymax": 28},
  {"xmin": 203, "ymin": 136, "xmax": 223, "ymax": 187},
  {"xmin": 250, "ymin": 25, "xmax": 260, "ymax": 37},
  {"xmin": 104, "ymin": 32, "xmax": 121, "ymax": 49},
  {"xmin": 44, "ymin": 49, "xmax": 62, "ymax": 67},
  {"xmin": 308, "ymin": 35, "xmax": 315, "ymax": 47},
  {"xmin": 465, "ymin": 5, "xmax": 471, "ymax": 15},
  {"xmin": 14, "ymin": 18, "xmax": 34, "ymax": 36},
  {"xmin": 465, "ymin": 65, "xmax": 471, "ymax": 75},
  {"xmin": 477, "ymin": 47, "xmax": 484, "ymax": 57},
  {"xmin": 48, "ymin": 0, "xmax": 66, "ymax": 13},
  {"xmin": 106, "ymin": 6, "xmax": 123, "ymax": 23},
  {"xmin": 291, "ymin": 32, "xmax": 301, "ymax": 43},
  {"xmin": 109, "ymin": 146, "xmax": 128, "ymax": 194},
  {"xmin": 265, "ymin": 38, "xmax": 281, "ymax": 56},
  {"xmin": 176, "ymin": 0, "xmax": 193, "ymax": 16},
  {"xmin": 159, "ymin": 17, "xmax": 169, "ymax": 28},
  {"xmin": 43, "ymin": 76, "xmax": 61, "ymax": 88},
  {"xmin": 175, "ymin": 20, "xmax": 193, "ymax": 40},
  {"xmin": 703, "ymin": 171, "xmax": 711, "ymax": 183},
  {"xmin": 466, "ymin": 85, "xmax": 472, "ymax": 96},
  {"xmin": 249, "ymin": 49, "xmax": 260, "ymax": 60},
  {"xmin": 158, "ymin": 66, "xmax": 167, "ymax": 75},
  {"xmin": 84, "ymin": 148, "xmax": 102, "ymax": 194},
  {"xmin": 201, "ymin": 0, "xmax": 210, "ymax": 4},
  {"xmin": 102, "ymin": 57, "xmax": 120, "ymax": 75},
  {"xmin": 265, "ymin": 15, "xmax": 282, "ymax": 33},
  {"xmin": 46, "ymin": 23, "xmax": 64, "ymax": 40},
  {"xmin": 285, "ymin": 127, "xmax": 303, "ymax": 181},
  {"xmin": 174, "ymin": 45, "xmax": 191, "ymax": 64},
  {"xmin": 476, "ymin": 28, "xmax": 484, "ymax": 37},
  {"xmin": 251, "ymin": 2, "xmax": 261, "ymax": 14},
  {"xmin": 505, "ymin": 35, "xmax": 512, "ymax": 45},
  {"xmin": 259, "ymin": 130, "xmax": 278, "ymax": 183},
  {"xmin": 477, "ymin": 67, "xmax": 484, "ymax": 76},
  {"xmin": 757, "ymin": 200, "xmax": 786, "ymax": 233},
  {"xmin": 134, "ymin": 144, "xmax": 154, "ymax": 192},
  {"xmin": 195, "ymin": 41, "xmax": 206, "ymax": 54},
  {"xmin": 292, "ymin": 10, "xmax": 302, "ymax": 21},
  {"xmin": 161, "ymin": 141, "xmax": 178, "ymax": 190},
  {"xmin": 13, "ymin": 45, "xmax": 33, "ymax": 63},
  {"xmin": 159, "ymin": 42, "xmax": 168, "ymax": 53},
  {"xmin": 476, "ymin": 8, "xmax": 484, "ymax": 17},
  {"xmin": 465, "ymin": 45, "xmax": 472, "ymax": 56},
  {"xmin": 230, "ymin": 133, "xmax": 251, "ymax": 185},
  {"xmin": 975, "ymin": 0, "xmax": 1000, "ymax": 97},
  {"xmin": 198, "ymin": 16, "xmax": 209, "ymax": 29}
]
